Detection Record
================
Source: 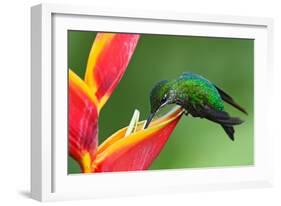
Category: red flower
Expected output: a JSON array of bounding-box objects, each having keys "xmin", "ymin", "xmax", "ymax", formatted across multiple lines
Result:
[{"xmin": 69, "ymin": 33, "xmax": 183, "ymax": 173}]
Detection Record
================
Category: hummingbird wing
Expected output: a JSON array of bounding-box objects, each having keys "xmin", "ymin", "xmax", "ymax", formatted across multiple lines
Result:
[
  {"xmin": 181, "ymin": 102, "xmax": 242, "ymax": 141},
  {"xmin": 196, "ymin": 105, "xmax": 244, "ymax": 126},
  {"xmin": 197, "ymin": 105, "xmax": 243, "ymax": 141},
  {"xmin": 215, "ymin": 85, "xmax": 248, "ymax": 115}
]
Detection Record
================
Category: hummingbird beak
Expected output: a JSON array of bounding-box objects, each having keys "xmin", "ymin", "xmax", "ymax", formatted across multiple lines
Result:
[
  {"xmin": 144, "ymin": 101, "xmax": 170, "ymax": 129},
  {"xmin": 144, "ymin": 112, "xmax": 156, "ymax": 129}
]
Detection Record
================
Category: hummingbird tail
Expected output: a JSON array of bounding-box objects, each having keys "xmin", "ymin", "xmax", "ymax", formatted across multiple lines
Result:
[{"xmin": 221, "ymin": 125, "xmax": 235, "ymax": 141}]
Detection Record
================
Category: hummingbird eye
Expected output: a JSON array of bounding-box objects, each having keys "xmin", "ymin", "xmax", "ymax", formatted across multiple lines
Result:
[{"xmin": 161, "ymin": 94, "xmax": 168, "ymax": 104}]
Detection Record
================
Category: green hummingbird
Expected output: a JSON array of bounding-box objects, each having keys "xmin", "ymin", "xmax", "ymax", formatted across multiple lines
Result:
[{"xmin": 144, "ymin": 72, "xmax": 247, "ymax": 141}]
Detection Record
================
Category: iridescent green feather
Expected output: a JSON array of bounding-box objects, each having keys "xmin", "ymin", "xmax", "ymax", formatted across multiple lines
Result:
[{"xmin": 171, "ymin": 72, "xmax": 224, "ymax": 111}]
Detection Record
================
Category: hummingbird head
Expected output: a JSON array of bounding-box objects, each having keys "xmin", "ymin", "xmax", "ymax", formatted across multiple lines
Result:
[{"xmin": 144, "ymin": 80, "xmax": 175, "ymax": 128}]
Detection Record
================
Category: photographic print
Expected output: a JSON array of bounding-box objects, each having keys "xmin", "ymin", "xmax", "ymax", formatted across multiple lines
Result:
[{"xmin": 68, "ymin": 31, "xmax": 253, "ymax": 174}]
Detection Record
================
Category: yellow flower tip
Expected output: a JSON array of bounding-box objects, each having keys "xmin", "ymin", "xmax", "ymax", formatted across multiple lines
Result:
[{"xmin": 80, "ymin": 152, "xmax": 93, "ymax": 173}]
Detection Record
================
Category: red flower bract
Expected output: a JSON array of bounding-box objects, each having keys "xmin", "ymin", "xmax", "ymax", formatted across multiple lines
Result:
[{"xmin": 68, "ymin": 32, "xmax": 183, "ymax": 173}]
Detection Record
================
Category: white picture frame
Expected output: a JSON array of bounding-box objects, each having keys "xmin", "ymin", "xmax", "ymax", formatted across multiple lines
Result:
[{"xmin": 31, "ymin": 3, "xmax": 274, "ymax": 202}]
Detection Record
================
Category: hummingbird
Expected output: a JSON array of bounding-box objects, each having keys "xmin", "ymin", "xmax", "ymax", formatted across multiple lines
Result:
[{"xmin": 144, "ymin": 72, "xmax": 247, "ymax": 141}]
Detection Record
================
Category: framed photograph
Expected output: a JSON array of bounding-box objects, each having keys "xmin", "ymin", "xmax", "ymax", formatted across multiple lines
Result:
[{"xmin": 31, "ymin": 3, "xmax": 274, "ymax": 201}]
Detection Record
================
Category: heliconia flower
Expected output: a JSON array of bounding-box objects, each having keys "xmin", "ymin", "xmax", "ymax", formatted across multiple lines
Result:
[
  {"xmin": 93, "ymin": 108, "xmax": 183, "ymax": 172},
  {"xmin": 69, "ymin": 32, "xmax": 183, "ymax": 173}
]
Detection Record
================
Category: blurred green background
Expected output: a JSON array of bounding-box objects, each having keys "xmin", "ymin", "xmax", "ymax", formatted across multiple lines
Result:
[{"xmin": 68, "ymin": 31, "xmax": 254, "ymax": 174}]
